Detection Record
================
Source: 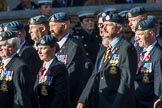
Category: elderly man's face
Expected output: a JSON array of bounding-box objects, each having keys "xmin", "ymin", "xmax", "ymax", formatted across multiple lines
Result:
[
  {"xmin": 0, "ymin": 40, "xmax": 15, "ymax": 59},
  {"xmin": 102, "ymin": 21, "xmax": 118, "ymax": 40},
  {"xmin": 135, "ymin": 30, "xmax": 151, "ymax": 48}
]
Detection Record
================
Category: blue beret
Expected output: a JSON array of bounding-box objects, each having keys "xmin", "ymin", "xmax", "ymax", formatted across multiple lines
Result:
[
  {"xmin": 29, "ymin": 15, "xmax": 48, "ymax": 25},
  {"xmin": 38, "ymin": 0, "xmax": 53, "ymax": 4},
  {"xmin": 97, "ymin": 8, "xmax": 117, "ymax": 19},
  {"xmin": 49, "ymin": 12, "xmax": 70, "ymax": 22},
  {"xmin": 118, "ymin": 10, "xmax": 129, "ymax": 19},
  {"xmin": 103, "ymin": 13, "xmax": 124, "ymax": 25},
  {"xmin": 36, "ymin": 35, "xmax": 58, "ymax": 47},
  {"xmin": 127, "ymin": 7, "xmax": 146, "ymax": 18},
  {"xmin": 147, "ymin": 15, "xmax": 159, "ymax": 24},
  {"xmin": 4, "ymin": 21, "xmax": 25, "ymax": 32},
  {"xmin": 135, "ymin": 19, "xmax": 155, "ymax": 31},
  {"xmin": 0, "ymin": 31, "xmax": 17, "ymax": 41}
]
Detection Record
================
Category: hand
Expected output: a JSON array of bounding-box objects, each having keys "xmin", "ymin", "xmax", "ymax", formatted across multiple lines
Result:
[
  {"xmin": 76, "ymin": 103, "xmax": 85, "ymax": 108},
  {"xmin": 154, "ymin": 99, "xmax": 162, "ymax": 108}
]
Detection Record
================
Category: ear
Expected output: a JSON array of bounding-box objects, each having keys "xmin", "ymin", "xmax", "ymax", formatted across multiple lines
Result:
[
  {"xmin": 40, "ymin": 26, "xmax": 46, "ymax": 32},
  {"xmin": 116, "ymin": 25, "xmax": 123, "ymax": 34},
  {"xmin": 149, "ymin": 30, "xmax": 155, "ymax": 38}
]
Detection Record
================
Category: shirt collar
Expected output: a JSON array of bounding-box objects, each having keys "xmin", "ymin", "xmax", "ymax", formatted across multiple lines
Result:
[
  {"xmin": 57, "ymin": 33, "xmax": 70, "ymax": 48},
  {"xmin": 43, "ymin": 57, "xmax": 55, "ymax": 76},
  {"xmin": 17, "ymin": 40, "xmax": 26, "ymax": 54},
  {"xmin": 109, "ymin": 35, "xmax": 122, "ymax": 50},
  {"xmin": 3, "ymin": 53, "xmax": 17, "ymax": 67},
  {"xmin": 144, "ymin": 41, "xmax": 157, "ymax": 53}
]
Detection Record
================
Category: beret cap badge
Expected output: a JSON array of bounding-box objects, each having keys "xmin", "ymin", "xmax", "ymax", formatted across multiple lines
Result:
[
  {"xmin": 40, "ymin": 39, "xmax": 45, "ymax": 44},
  {"xmin": 0, "ymin": 37, "xmax": 2, "ymax": 41},
  {"xmin": 105, "ymin": 15, "xmax": 110, "ymax": 21},
  {"xmin": 50, "ymin": 17, "xmax": 55, "ymax": 22},
  {"xmin": 30, "ymin": 18, "xmax": 35, "ymax": 24},
  {"xmin": 127, "ymin": 12, "xmax": 132, "ymax": 18},
  {"xmin": 4, "ymin": 27, "xmax": 7, "ymax": 31},
  {"xmin": 138, "ymin": 25, "xmax": 142, "ymax": 30},
  {"xmin": 101, "ymin": 12, "xmax": 107, "ymax": 17}
]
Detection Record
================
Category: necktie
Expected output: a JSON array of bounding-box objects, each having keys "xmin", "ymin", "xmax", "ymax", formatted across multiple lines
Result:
[
  {"xmin": 0, "ymin": 62, "xmax": 4, "ymax": 74},
  {"xmin": 39, "ymin": 67, "xmax": 46, "ymax": 76},
  {"xmin": 104, "ymin": 45, "xmax": 112, "ymax": 62},
  {"xmin": 136, "ymin": 51, "xmax": 146, "ymax": 74}
]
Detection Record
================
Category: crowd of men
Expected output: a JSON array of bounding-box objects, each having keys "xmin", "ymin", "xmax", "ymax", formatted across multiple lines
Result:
[{"xmin": 0, "ymin": 1, "xmax": 162, "ymax": 108}]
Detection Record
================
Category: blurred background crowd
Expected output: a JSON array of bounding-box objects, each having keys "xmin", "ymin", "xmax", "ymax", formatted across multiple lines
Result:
[{"xmin": 0, "ymin": 0, "xmax": 162, "ymax": 12}]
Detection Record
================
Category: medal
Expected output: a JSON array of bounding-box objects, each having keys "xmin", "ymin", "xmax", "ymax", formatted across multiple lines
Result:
[
  {"xmin": 41, "ymin": 85, "xmax": 48, "ymax": 96},
  {"xmin": 0, "ymin": 80, "xmax": 8, "ymax": 92}
]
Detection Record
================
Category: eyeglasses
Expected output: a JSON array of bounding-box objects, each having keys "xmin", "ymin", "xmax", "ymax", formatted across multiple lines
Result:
[{"xmin": 97, "ymin": 23, "xmax": 103, "ymax": 28}]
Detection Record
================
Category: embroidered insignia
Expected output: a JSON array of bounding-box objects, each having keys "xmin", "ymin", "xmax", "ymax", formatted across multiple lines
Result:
[
  {"xmin": 41, "ymin": 85, "xmax": 48, "ymax": 96},
  {"xmin": 0, "ymin": 81, "xmax": 8, "ymax": 92},
  {"xmin": 109, "ymin": 66, "xmax": 117, "ymax": 75},
  {"xmin": 142, "ymin": 73, "xmax": 149, "ymax": 83}
]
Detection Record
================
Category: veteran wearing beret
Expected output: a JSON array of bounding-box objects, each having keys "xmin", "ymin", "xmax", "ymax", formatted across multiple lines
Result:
[
  {"xmin": 127, "ymin": 7, "xmax": 147, "ymax": 55},
  {"xmin": 135, "ymin": 19, "xmax": 162, "ymax": 108},
  {"xmin": 38, "ymin": 0, "xmax": 53, "ymax": 17},
  {"xmin": 5, "ymin": 21, "xmax": 42, "ymax": 86},
  {"xmin": 72, "ymin": 11, "xmax": 101, "ymax": 65},
  {"xmin": 28, "ymin": 15, "xmax": 49, "ymax": 48},
  {"xmin": 77, "ymin": 13, "xmax": 137, "ymax": 108},
  {"xmin": 0, "ymin": 31, "xmax": 32, "ymax": 108},
  {"xmin": 147, "ymin": 15, "xmax": 162, "ymax": 47},
  {"xmin": 49, "ymin": 12, "xmax": 85, "ymax": 108},
  {"xmin": 31, "ymin": 35, "xmax": 70, "ymax": 108}
]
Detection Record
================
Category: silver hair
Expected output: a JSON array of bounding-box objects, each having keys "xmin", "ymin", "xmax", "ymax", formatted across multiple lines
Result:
[{"xmin": 6, "ymin": 37, "xmax": 20, "ymax": 50}]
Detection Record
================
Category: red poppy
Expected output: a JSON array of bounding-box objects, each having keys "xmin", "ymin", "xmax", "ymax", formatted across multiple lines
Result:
[{"xmin": 145, "ymin": 55, "xmax": 150, "ymax": 61}]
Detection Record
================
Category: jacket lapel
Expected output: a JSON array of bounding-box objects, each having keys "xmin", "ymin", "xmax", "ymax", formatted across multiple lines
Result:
[{"xmin": 99, "ymin": 38, "xmax": 122, "ymax": 72}]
